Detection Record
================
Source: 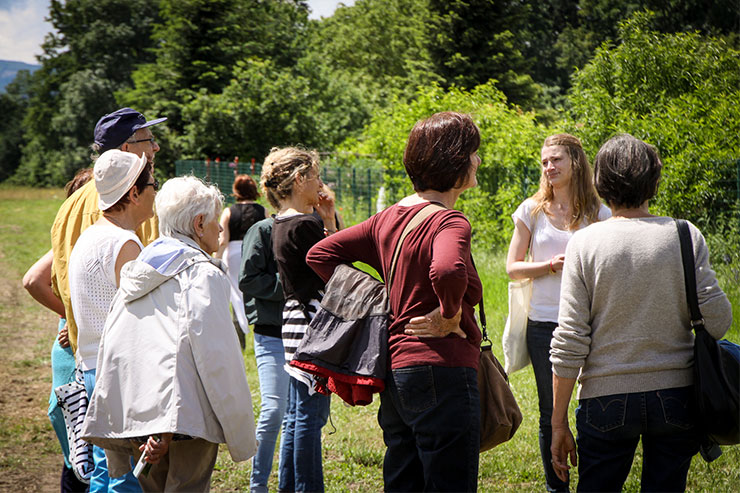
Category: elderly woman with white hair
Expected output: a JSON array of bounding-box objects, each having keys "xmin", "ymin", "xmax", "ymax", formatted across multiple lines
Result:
[{"xmin": 81, "ymin": 176, "xmax": 257, "ymax": 492}]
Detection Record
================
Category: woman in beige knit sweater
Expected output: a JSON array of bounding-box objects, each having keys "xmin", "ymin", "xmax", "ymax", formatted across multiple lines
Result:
[{"xmin": 549, "ymin": 134, "xmax": 732, "ymax": 492}]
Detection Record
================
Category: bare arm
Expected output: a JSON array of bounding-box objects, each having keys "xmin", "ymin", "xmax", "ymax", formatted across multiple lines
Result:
[
  {"xmin": 214, "ymin": 208, "xmax": 231, "ymax": 259},
  {"xmin": 505, "ymin": 219, "xmax": 563, "ymax": 280},
  {"xmin": 23, "ymin": 249, "xmax": 65, "ymax": 318},
  {"xmin": 115, "ymin": 240, "xmax": 142, "ymax": 287},
  {"xmin": 551, "ymin": 374, "xmax": 577, "ymax": 483}
]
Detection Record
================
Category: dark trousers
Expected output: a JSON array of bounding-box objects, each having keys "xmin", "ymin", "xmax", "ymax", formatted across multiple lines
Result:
[
  {"xmin": 61, "ymin": 464, "xmax": 88, "ymax": 493},
  {"xmin": 576, "ymin": 386, "xmax": 700, "ymax": 492},
  {"xmin": 379, "ymin": 365, "xmax": 480, "ymax": 492},
  {"xmin": 527, "ymin": 319, "xmax": 570, "ymax": 492}
]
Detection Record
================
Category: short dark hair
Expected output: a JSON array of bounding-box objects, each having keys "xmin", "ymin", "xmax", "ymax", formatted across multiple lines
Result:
[
  {"xmin": 594, "ymin": 134, "xmax": 662, "ymax": 209},
  {"xmin": 403, "ymin": 111, "xmax": 480, "ymax": 192},
  {"xmin": 233, "ymin": 174, "xmax": 259, "ymax": 201},
  {"xmin": 106, "ymin": 163, "xmax": 154, "ymax": 213}
]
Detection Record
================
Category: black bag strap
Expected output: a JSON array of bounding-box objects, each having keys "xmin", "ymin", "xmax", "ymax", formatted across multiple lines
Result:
[
  {"xmin": 386, "ymin": 202, "xmax": 446, "ymax": 288},
  {"xmin": 470, "ymin": 256, "xmax": 490, "ymax": 347},
  {"xmin": 675, "ymin": 219, "xmax": 706, "ymax": 332}
]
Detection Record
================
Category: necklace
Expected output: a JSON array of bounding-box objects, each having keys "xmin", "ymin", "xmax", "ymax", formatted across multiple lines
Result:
[{"xmin": 103, "ymin": 213, "xmax": 129, "ymax": 229}]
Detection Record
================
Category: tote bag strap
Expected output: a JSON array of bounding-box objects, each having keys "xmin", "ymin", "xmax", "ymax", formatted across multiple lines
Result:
[
  {"xmin": 675, "ymin": 219, "xmax": 705, "ymax": 332},
  {"xmin": 386, "ymin": 202, "xmax": 446, "ymax": 288}
]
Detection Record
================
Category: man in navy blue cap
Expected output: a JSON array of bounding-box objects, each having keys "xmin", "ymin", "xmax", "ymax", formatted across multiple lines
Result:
[{"xmin": 92, "ymin": 107, "xmax": 167, "ymax": 166}]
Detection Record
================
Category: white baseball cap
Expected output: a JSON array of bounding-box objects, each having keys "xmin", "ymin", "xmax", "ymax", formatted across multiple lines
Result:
[{"xmin": 94, "ymin": 149, "xmax": 148, "ymax": 210}]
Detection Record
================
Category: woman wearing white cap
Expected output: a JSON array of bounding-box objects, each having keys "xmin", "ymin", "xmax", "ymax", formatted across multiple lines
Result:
[{"xmin": 68, "ymin": 148, "xmax": 157, "ymax": 492}]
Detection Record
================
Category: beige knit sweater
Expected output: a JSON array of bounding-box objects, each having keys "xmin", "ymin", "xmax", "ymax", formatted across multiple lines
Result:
[{"xmin": 550, "ymin": 216, "xmax": 732, "ymax": 400}]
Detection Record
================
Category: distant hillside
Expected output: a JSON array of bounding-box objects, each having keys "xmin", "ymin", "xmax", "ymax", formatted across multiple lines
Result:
[{"xmin": 0, "ymin": 60, "xmax": 40, "ymax": 92}]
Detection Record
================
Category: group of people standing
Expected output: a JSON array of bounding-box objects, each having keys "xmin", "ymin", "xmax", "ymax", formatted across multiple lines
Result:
[{"xmin": 23, "ymin": 106, "xmax": 732, "ymax": 493}]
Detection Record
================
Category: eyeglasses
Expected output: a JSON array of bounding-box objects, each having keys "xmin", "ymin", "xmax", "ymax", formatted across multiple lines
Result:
[
  {"xmin": 127, "ymin": 137, "xmax": 156, "ymax": 145},
  {"xmin": 144, "ymin": 179, "xmax": 160, "ymax": 191}
]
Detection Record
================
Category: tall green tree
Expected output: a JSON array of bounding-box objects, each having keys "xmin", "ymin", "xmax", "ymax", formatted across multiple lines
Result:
[
  {"xmin": 309, "ymin": 0, "xmax": 441, "ymax": 102},
  {"xmin": 0, "ymin": 71, "xmax": 33, "ymax": 182},
  {"xmin": 11, "ymin": 0, "xmax": 160, "ymax": 186},
  {"xmin": 568, "ymin": 12, "xmax": 740, "ymax": 236},
  {"xmin": 555, "ymin": 0, "xmax": 740, "ymax": 87},
  {"xmin": 427, "ymin": 0, "xmax": 540, "ymax": 108},
  {"xmin": 179, "ymin": 55, "xmax": 371, "ymax": 161},
  {"xmin": 121, "ymin": 0, "xmax": 311, "ymax": 173}
]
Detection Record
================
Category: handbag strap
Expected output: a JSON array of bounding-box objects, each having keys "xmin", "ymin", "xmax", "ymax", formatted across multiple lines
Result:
[
  {"xmin": 470, "ymin": 256, "xmax": 490, "ymax": 347},
  {"xmin": 675, "ymin": 219, "xmax": 706, "ymax": 332},
  {"xmin": 386, "ymin": 202, "xmax": 446, "ymax": 288}
]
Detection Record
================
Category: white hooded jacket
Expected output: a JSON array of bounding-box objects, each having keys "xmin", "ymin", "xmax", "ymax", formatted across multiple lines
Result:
[{"xmin": 81, "ymin": 234, "xmax": 257, "ymax": 462}]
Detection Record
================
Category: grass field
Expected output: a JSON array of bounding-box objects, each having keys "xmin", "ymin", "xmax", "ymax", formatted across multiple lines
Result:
[{"xmin": 1, "ymin": 187, "xmax": 738, "ymax": 491}]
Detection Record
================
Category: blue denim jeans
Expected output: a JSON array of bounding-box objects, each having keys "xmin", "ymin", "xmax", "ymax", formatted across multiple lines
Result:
[
  {"xmin": 278, "ymin": 377, "xmax": 331, "ymax": 492},
  {"xmin": 527, "ymin": 319, "xmax": 569, "ymax": 492},
  {"xmin": 83, "ymin": 369, "xmax": 142, "ymax": 493},
  {"xmin": 575, "ymin": 386, "xmax": 700, "ymax": 492},
  {"xmin": 250, "ymin": 334, "xmax": 290, "ymax": 493},
  {"xmin": 379, "ymin": 365, "xmax": 480, "ymax": 492}
]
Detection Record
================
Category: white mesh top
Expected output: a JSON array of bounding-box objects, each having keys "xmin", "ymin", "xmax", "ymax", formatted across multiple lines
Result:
[{"xmin": 69, "ymin": 223, "xmax": 142, "ymax": 371}]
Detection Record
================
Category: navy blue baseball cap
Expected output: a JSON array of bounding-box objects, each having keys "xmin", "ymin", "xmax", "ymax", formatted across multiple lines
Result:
[{"xmin": 93, "ymin": 108, "xmax": 167, "ymax": 152}]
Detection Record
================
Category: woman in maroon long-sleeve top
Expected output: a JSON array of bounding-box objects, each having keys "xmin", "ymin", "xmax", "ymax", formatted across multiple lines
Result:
[{"xmin": 307, "ymin": 111, "xmax": 483, "ymax": 492}]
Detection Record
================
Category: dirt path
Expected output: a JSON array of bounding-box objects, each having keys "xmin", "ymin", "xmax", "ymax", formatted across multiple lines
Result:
[{"xmin": 0, "ymin": 260, "xmax": 63, "ymax": 491}]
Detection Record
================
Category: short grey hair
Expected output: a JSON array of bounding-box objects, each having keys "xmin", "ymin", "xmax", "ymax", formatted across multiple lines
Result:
[{"xmin": 156, "ymin": 176, "xmax": 224, "ymax": 238}]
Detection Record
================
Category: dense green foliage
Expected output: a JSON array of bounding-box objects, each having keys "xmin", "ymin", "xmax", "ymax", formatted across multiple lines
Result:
[
  {"xmin": 567, "ymin": 13, "xmax": 740, "ymax": 261},
  {"xmin": 339, "ymin": 81, "xmax": 551, "ymax": 249},
  {"xmin": 1, "ymin": 1, "xmax": 738, "ymax": 251}
]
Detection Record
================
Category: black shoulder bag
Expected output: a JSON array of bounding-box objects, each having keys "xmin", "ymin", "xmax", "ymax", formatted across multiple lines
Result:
[{"xmin": 675, "ymin": 219, "xmax": 739, "ymax": 451}]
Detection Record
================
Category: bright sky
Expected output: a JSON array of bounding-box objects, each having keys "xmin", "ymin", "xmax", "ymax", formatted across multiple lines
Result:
[{"xmin": 0, "ymin": 0, "xmax": 356, "ymax": 65}]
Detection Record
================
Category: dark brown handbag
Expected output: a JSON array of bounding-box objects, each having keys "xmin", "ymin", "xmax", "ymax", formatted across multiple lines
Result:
[{"xmin": 476, "ymin": 289, "xmax": 523, "ymax": 452}]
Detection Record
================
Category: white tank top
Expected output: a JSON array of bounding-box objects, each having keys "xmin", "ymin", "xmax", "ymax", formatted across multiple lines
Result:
[
  {"xmin": 512, "ymin": 199, "xmax": 610, "ymax": 322},
  {"xmin": 68, "ymin": 223, "xmax": 142, "ymax": 371}
]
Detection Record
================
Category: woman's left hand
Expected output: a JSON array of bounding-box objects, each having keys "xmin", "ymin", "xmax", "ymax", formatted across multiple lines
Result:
[
  {"xmin": 138, "ymin": 433, "xmax": 173, "ymax": 465},
  {"xmin": 404, "ymin": 307, "xmax": 466, "ymax": 338},
  {"xmin": 551, "ymin": 424, "xmax": 577, "ymax": 483}
]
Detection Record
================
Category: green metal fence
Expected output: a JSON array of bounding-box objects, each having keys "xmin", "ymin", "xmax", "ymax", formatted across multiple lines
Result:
[
  {"xmin": 175, "ymin": 159, "xmax": 386, "ymax": 221},
  {"xmin": 175, "ymin": 158, "xmax": 740, "ymax": 226}
]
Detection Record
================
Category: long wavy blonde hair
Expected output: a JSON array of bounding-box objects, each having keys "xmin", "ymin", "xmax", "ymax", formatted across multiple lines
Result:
[{"xmin": 530, "ymin": 133, "xmax": 602, "ymax": 230}]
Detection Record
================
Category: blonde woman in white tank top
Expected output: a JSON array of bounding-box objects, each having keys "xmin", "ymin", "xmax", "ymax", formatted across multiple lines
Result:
[{"xmin": 505, "ymin": 134, "xmax": 610, "ymax": 492}]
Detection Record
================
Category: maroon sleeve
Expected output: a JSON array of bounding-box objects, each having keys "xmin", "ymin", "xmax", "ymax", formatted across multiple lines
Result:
[
  {"xmin": 429, "ymin": 213, "xmax": 472, "ymax": 319},
  {"xmin": 306, "ymin": 216, "xmax": 380, "ymax": 282}
]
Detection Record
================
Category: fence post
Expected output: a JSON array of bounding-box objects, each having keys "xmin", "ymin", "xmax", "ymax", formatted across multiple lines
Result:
[
  {"xmin": 736, "ymin": 159, "xmax": 740, "ymax": 228},
  {"xmin": 352, "ymin": 167, "xmax": 357, "ymax": 215},
  {"xmin": 367, "ymin": 168, "xmax": 372, "ymax": 218},
  {"xmin": 337, "ymin": 169, "xmax": 342, "ymax": 203}
]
